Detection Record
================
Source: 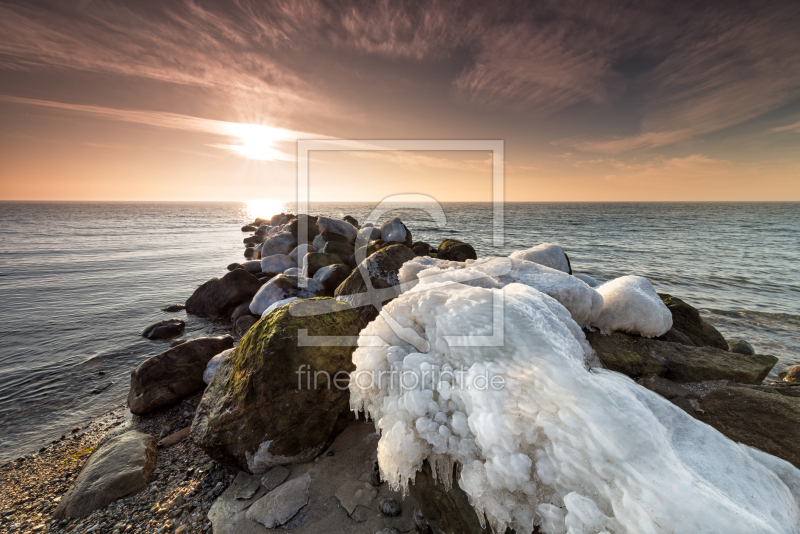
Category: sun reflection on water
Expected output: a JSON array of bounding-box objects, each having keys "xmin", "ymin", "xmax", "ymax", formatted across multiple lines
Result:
[{"xmin": 244, "ymin": 199, "xmax": 293, "ymax": 222}]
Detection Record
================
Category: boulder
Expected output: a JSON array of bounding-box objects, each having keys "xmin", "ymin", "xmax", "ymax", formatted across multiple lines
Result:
[
  {"xmin": 302, "ymin": 252, "xmax": 346, "ymax": 279},
  {"xmin": 408, "ymin": 461, "xmax": 487, "ymax": 534},
  {"xmin": 698, "ymin": 386, "xmax": 800, "ymax": 469},
  {"xmin": 246, "ymin": 474, "xmax": 311, "ymax": 528},
  {"xmin": 585, "ymin": 330, "xmax": 777, "ymax": 384},
  {"xmin": 509, "ymin": 243, "xmax": 571, "ymax": 274},
  {"xmin": 313, "ymin": 264, "xmax": 352, "ymax": 293},
  {"xmin": 53, "ymin": 431, "xmax": 157, "ymax": 518},
  {"xmin": 379, "ymin": 218, "xmax": 412, "ymax": 247},
  {"xmin": 161, "ymin": 304, "xmax": 186, "ymax": 312},
  {"xmin": 235, "ymin": 315, "xmax": 258, "ymax": 337},
  {"xmin": 289, "ymin": 244, "xmax": 315, "ymax": 264},
  {"xmin": 242, "ymin": 225, "xmax": 258, "ymax": 232},
  {"xmin": 270, "ymin": 213, "xmax": 287, "ymax": 226},
  {"xmin": 573, "ymin": 273, "xmax": 599, "ymax": 287},
  {"xmin": 358, "ymin": 226, "xmax": 382, "ymax": 242},
  {"xmin": 316, "ymin": 216, "xmax": 358, "ymax": 242},
  {"xmin": 231, "ymin": 302, "xmax": 255, "ymax": 323},
  {"xmin": 288, "ymin": 215, "xmax": 320, "ymax": 244},
  {"xmin": 261, "ymin": 254, "xmax": 295, "ymax": 276},
  {"xmin": 191, "ymin": 299, "xmax": 365, "ymax": 473},
  {"xmin": 128, "ymin": 335, "xmax": 234, "ymax": 414},
  {"xmin": 255, "ymin": 225, "xmax": 270, "ymax": 236},
  {"xmin": 780, "ymin": 365, "xmax": 800, "ymax": 383},
  {"xmin": 334, "ymin": 244, "xmax": 416, "ymax": 323},
  {"xmin": 141, "ymin": 318, "xmax": 185, "ymax": 340},
  {"xmin": 658, "ymin": 293, "xmax": 728, "ymax": 350},
  {"xmin": 410, "ymin": 242, "xmax": 435, "ymax": 257},
  {"xmin": 204, "ymin": 348, "xmax": 233, "ymax": 385},
  {"xmin": 343, "ymin": 215, "xmax": 359, "ymax": 228},
  {"xmin": 728, "ymin": 338, "xmax": 755, "ymax": 355},
  {"xmin": 186, "ymin": 269, "xmax": 262, "ymax": 319},
  {"xmin": 656, "ymin": 327, "xmax": 696, "ymax": 346},
  {"xmin": 243, "ymin": 248, "xmax": 259, "ymax": 260},
  {"xmin": 321, "ymin": 240, "xmax": 356, "ymax": 266},
  {"xmin": 261, "ymin": 232, "xmax": 298, "ymax": 257},
  {"xmin": 243, "ymin": 235, "xmax": 264, "ymax": 245},
  {"xmin": 436, "ymin": 239, "xmax": 477, "ymax": 262},
  {"xmin": 240, "ymin": 260, "xmax": 262, "ymax": 274},
  {"xmin": 249, "ymin": 274, "xmax": 325, "ymax": 315}
]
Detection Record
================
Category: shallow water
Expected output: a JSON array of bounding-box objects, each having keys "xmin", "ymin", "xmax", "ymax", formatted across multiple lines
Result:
[{"xmin": 0, "ymin": 201, "xmax": 797, "ymax": 462}]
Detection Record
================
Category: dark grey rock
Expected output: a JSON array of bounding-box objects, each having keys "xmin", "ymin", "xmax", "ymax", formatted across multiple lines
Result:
[{"xmin": 141, "ymin": 318, "xmax": 185, "ymax": 340}]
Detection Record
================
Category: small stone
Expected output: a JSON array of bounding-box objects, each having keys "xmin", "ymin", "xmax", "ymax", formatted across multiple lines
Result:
[
  {"xmin": 326, "ymin": 451, "xmax": 335, "ymax": 457},
  {"xmin": 234, "ymin": 476, "xmax": 261, "ymax": 500},
  {"xmin": 379, "ymin": 498, "xmax": 401, "ymax": 517},
  {"xmin": 260, "ymin": 466, "xmax": 290, "ymax": 492},
  {"xmin": 174, "ymin": 526, "xmax": 187, "ymax": 534},
  {"xmin": 245, "ymin": 475, "xmax": 311, "ymax": 529}
]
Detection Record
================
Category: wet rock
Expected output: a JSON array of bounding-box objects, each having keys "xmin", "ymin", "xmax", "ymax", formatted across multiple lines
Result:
[
  {"xmin": 585, "ymin": 330, "xmax": 776, "ymax": 384},
  {"xmin": 658, "ymin": 293, "xmax": 728, "ymax": 350},
  {"xmin": 141, "ymin": 318, "xmax": 185, "ymax": 340},
  {"xmin": 699, "ymin": 385, "xmax": 800, "ymax": 468},
  {"xmin": 246, "ymin": 474, "xmax": 311, "ymax": 528},
  {"xmin": 191, "ymin": 299, "xmax": 364, "ymax": 472},
  {"xmin": 334, "ymin": 244, "xmax": 416, "ymax": 323},
  {"xmin": 380, "ymin": 498, "xmax": 401, "ymax": 517},
  {"xmin": 242, "ymin": 225, "xmax": 258, "ymax": 232},
  {"xmin": 243, "ymin": 235, "xmax": 264, "ymax": 245},
  {"xmin": 436, "ymin": 239, "xmax": 477, "ymax": 262},
  {"xmin": 640, "ymin": 374, "xmax": 699, "ymax": 399},
  {"xmin": 408, "ymin": 461, "xmax": 486, "ymax": 534},
  {"xmin": 185, "ymin": 269, "xmax": 262, "ymax": 319},
  {"xmin": 230, "ymin": 302, "xmax": 255, "ymax": 323},
  {"xmin": 53, "ymin": 431, "xmax": 156, "ymax": 519},
  {"xmin": 161, "ymin": 304, "xmax": 186, "ymax": 312},
  {"xmin": 128, "ymin": 335, "xmax": 234, "ymax": 415},
  {"xmin": 728, "ymin": 338, "xmax": 755, "ymax": 355},
  {"xmin": 779, "ymin": 365, "xmax": 800, "ymax": 383},
  {"xmin": 235, "ymin": 315, "xmax": 258, "ymax": 337},
  {"xmin": 410, "ymin": 242, "xmax": 435, "ymax": 257}
]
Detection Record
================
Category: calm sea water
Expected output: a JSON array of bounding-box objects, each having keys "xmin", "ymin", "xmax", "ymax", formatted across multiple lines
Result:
[{"xmin": 0, "ymin": 201, "xmax": 798, "ymax": 462}]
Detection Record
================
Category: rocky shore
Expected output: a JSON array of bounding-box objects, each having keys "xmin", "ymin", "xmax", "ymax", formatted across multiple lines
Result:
[{"xmin": 3, "ymin": 211, "xmax": 799, "ymax": 534}]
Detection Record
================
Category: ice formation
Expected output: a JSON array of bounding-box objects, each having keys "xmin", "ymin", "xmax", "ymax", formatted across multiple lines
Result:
[
  {"xmin": 509, "ymin": 243, "xmax": 570, "ymax": 273},
  {"xmin": 203, "ymin": 348, "xmax": 232, "ymax": 384},
  {"xmin": 380, "ymin": 217, "xmax": 407, "ymax": 243},
  {"xmin": 249, "ymin": 275, "xmax": 324, "ymax": 315},
  {"xmin": 590, "ymin": 275, "xmax": 672, "ymax": 337},
  {"xmin": 398, "ymin": 257, "xmax": 604, "ymax": 327},
  {"xmin": 316, "ymin": 215, "xmax": 358, "ymax": 241},
  {"xmin": 261, "ymin": 254, "xmax": 295, "ymax": 275},
  {"xmin": 261, "ymin": 296, "xmax": 299, "ymax": 317},
  {"xmin": 359, "ymin": 226, "xmax": 382, "ymax": 242},
  {"xmin": 573, "ymin": 273, "xmax": 599, "ymax": 287},
  {"xmin": 349, "ymin": 281, "xmax": 800, "ymax": 534}
]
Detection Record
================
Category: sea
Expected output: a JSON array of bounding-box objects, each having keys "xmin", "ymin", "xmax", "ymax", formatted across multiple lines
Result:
[{"xmin": 0, "ymin": 201, "xmax": 798, "ymax": 463}]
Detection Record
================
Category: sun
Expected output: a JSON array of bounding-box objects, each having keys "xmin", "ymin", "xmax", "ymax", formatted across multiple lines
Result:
[
  {"xmin": 229, "ymin": 123, "xmax": 285, "ymax": 160},
  {"xmin": 245, "ymin": 199, "xmax": 287, "ymax": 222}
]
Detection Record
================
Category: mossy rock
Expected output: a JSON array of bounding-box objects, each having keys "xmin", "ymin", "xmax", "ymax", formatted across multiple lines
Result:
[
  {"xmin": 437, "ymin": 239, "xmax": 477, "ymax": 262},
  {"xmin": 657, "ymin": 293, "xmax": 728, "ymax": 350},
  {"xmin": 190, "ymin": 298, "xmax": 365, "ymax": 473}
]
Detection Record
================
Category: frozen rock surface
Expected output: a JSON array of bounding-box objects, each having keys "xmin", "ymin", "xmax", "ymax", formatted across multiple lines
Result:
[
  {"xmin": 203, "ymin": 348, "xmax": 233, "ymax": 384},
  {"xmin": 349, "ymin": 281, "xmax": 800, "ymax": 534},
  {"xmin": 591, "ymin": 275, "xmax": 673, "ymax": 337},
  {"xmin": 380, "ymin": 218, "xmax": 409, "ymax": 244},
  {"xmin": 509, "ymin": 243, "xmax": 571, "ymax": 273}
]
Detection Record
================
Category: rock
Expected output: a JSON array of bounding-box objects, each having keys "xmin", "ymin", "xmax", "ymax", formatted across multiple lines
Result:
[
  {"xmin": 343, "ymin": 215, "xmax": 359, "ymax": 228},
  {"xmin": 208, "ymin": 472, "xmax": 268, "ymax": 534},
  {"xmin": 322, "ymin": 240, "xmax": 356, "ymax": 266},
  {"xmin": 230, "ymin": 302, "xmax": 255, "ymax": 323},
  {"xmin": 249, "ymin": 274, "xmax": 325, "ymax": 315},
  {"xmin": 408, "ymin": 461, "xmax": 485, "ymax": 534},
  {"xmin": 288, "ymin": 215, "xmax": 321, "ymax": 244},
  {"xmin": 670, "ymin": 396, "xmax": 697, "ymax": 416},
  {"xmin": 53, "ymin": 431, "xmax": 157, "ymax": 518},
  {"xmin": 658, "ymin": 293, "xmax": 728, "ymax": 350},
  {"xmin": 191, "ymin": 299, "xmax": 365, "ymax": 472},
  {"xmin": 169, "ymin": 338, "xmax": 187, "ymax": 347},
  {"xmin": 261, "ymin": 466, "xmax": 291, "ymax": 492},
  {"xmin": 235, "ymin": 476, "xmax": 262, "ymax": 500},
  {"xmin": 242, "ymin": 225, "xmax": 258, "ymax": 232},
  {"xmin": 379, "ymin": 498, "xmax": 401, "ymax": 517},
  {"xmin": 436, "ymin": 239, "xmax": 477, "ymax": 262},
  {"xmin": 640, "ymin": 374, "xmax": 699, "ymax": 399},
  {"xmin": 161, "ymin": 304, "xmax": 186, "ymax": 312},
  {"xmin": 128, "ymin": 335, "xmax": 234, "ymax": 414},
  {"xmin": 303, "ymin": 252, "xmax": 346, "ymax": 279},
  {"xmin": 255, "ymin": 225, "xmax": 270, "ymax": 236},
  {"xmin": 698, "ymin": 386, "xmax": 800, "ymax": 468},
  {"xmin": 235, "ymin": 315, "xmax": 258, "ymax": 337},
  {"xmin": 239, "ymin": 260, "xmax": 262, "ymax": 273},
  {"xmin": 336, "ymin": 480, "xmax": 379, "ymax": 515},
  {"xmin": 728, "ymin": 338, "xmax": 755, "ymax": 355},
  {"xmin": 779, "ymin": 365, "xmax": 800, "ymax": 383},
  {"xmin": 261, "ymin": 232, "xmax": 298, "ymax": 257},
  {"xmin": 379, "ymin": 218, "xmax": 412, "ymax": 247},
  {"xmin": 157, "ymin": 426, "xmax": 191, "ymax": 448},
  {"xmin": 141, "ymin": 318, "xmax": 185, "ymax": 340},
  {"xmin": 573, "ymin": 273, "xmax": 599, "ymax": 287},
  {"xmin": 243, "ymin": 247, "xmax": 258, "ymax": 260},
  {"xmin": 656, "ymin": 327, "xmax": 696, "ymax": 346},
  {"xmin": 246, "ymin": 474, "xmax": 311, "ymax": 528},
  {"xmin": 585, "ymin": 330, "xmax": 777, "ymax": 384},
  {"xmin": 271, "ymin": 213, "xmax": 287, "ymax": 226},
  {"xmin": 755, "ymin": 382, "xmax": 800, "ymax": 398},
  {"xmin": 313, "ymin": 264, "xmax": 352, "ymax": 293},
  {"xmin": 334, "ymin": 244, "xmax": 416, "ymax": 323},
  {"xmin": 243, "ymin": 235, "xmax": 264, "ymax": 245},
  {"xmin": 410, "ymin": 242, "xmax": 434, "ymax": 257},
  {"xmin": 261, "ymin": 254, "xmax": 295, "ymax": 276},
  {"xmin": 316, "ymin": 216, "xmax": 358, "ymax": 242},
  {"xmin": 358, "ymin": 226, "xmax": 382, "ymax": 242},
  {"xmin": 510, "ymin": 243, "xmax": 571, "ymax": 274},
  {"xmin": 289, "ymin": 244, "xmax": 316, "ymax": 264},
  {"xmin": 204, "ymin": 348, "xmax": 233, "ymax": 384},
  {"xmin": 186, "ymin": 269, "xmax": 262, "ymax": 319}
]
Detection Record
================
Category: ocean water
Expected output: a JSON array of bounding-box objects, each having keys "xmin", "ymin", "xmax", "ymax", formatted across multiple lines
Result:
[{"xmin": 0, "ymin": 201, "xmax": 798, "ymax": 463}]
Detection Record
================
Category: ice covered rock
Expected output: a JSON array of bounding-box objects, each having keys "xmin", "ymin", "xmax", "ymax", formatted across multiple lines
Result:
[
  {"xmin": 288, "ymin": 244, "xmax": 315, "ymax": 264},
  {"xmin": 249, "ymin": 275, "xmax": 324, "ymax": 315},
  {"xmin": 204, "ymin": 348, "xmax": 233, "ymax": 384},
  {"xmin": 261, "ymin": 297, "xmax": 299, "ymax": 317},
  {"xmin": 359, "ymin": 225, "xmax": 382, "ymax": 242},
  {"xmin": 261, "ymin": 232, "xmax": 297, "ymax": 257},
  {"xmin": 380, "ymin": 218, "xmax": 412, "ymax": 246},
  {"xmin": 509, "ymin": 243, "xmax": 571, "ymax": 273},
  {"xmin": 573, "ymin": 273, "xmax": 599, "ymax": 287},
  {"xmin": 317, "ymin": 215, "xmax": 358, "ymax": 242},
  {"xmin": 261, "ymin": 254, "xmax": 295, "ymax": 276},
  {"xmin": 590, "ymin": 275, "xmax": 672, "ymax": 337},
  {"xmin": 349, "ymin": 282, "xmax": 800, "ymax": 534}
]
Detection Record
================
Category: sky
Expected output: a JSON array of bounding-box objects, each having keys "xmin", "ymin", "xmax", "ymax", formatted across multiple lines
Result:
[{"xmin": 0, "ymin": 0, "xmax": 799, "ymax": 202}]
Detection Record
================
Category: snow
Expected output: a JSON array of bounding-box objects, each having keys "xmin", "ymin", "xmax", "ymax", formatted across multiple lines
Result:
[
  {"xmin": 509, "ymin": 243, "xmax": 570, "ymax": 273},
  {"xmin": 573, "ymin": 273, "xmax": 599, "ymax": 287},
  {"xmin": 590, "ymin": 275, "xmax": 673, "ymax": 337},
  {"xmin": 349, "ymin": 281, "xmax": 800, "ymax": 534},
  {"xmin": 398, "ymin": 257, "xmax": 603, "ymax": 327},
  {"xmin": 261, "ymin": 297, "xmax": 299, "ymax": 317},
  {"xmin": 289, "ymin": 244, "xmax": 315, "ymax": 263},
  {"xmin": 261, "ymin": 232, "xmax": 297, "ymax": 257},
  {"xmin": 380, "ymin": 217, "xmax": 408, "ymax": 243},
  {"xmin": 316, "ymin": 216, "xmax": 358, "ymax": 241},
  {"xmin": 261, "ymin": 254, "xmax": 295, "ymax": 275},
  {"xmin": 203, "ymin": 348, "xmax": 233, "ymax": 384},
  {"xmin": 358, "ymin": 226, "xmax": 382, "ymax": 243}
]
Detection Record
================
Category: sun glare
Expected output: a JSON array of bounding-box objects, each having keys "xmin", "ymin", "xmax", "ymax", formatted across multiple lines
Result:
[
  {"xmin": 228, "ymin": 123, "xmax": 287, "ymax": 161},
  {"xmin": 246, "ymin": 199, "xmax": 287, "ymax": 221}
]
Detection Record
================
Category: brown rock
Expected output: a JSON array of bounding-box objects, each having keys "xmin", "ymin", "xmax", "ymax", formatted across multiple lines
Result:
[
  {"xmin": 186, "ymin": 270, "xmax": 262, "ymax": 319},
  {"xmin": 158, "ymin": 426, "xmax": 191, "ymax": 448},
  {"xmin": 658, "ymin": 293, "xmax": 728, "ymax": 350},
  {"xmin": 436, "ymin": 239, "xmax": 477, "ymax": 262},
  {"xmin": 235, "ymin": 315, "xmax": 258, "ymax": 337},
  {"xmin": 779, "ymin": 365, "xmax": 800, "ymax": 383}
]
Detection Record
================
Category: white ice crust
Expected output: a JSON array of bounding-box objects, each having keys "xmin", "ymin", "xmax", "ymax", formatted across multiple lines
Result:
[
  {"xmin": 261, "ymin": 297, "xmax": 299, "ymax": 318},
  {"xmin": 349, "ymin": 282, "xmax": 800, "ymax": 534},
  {"xmin": 359, "ymin": 226, "xmax": 382, "ymax": 242},
  {"xmin": 249, "ymin": 276, "xmax": 324, "ymax": 315},
  {"xmin": 316, "ymin": 216, "xmax": 358, "ymax": 241},
  {"xmin": 398, "ymin": 257, "xmax": 604, "ymax": 327},
  {"xmin": 509, "ymin": 243, "xmax": 570, "ymax": 273},
  {"xmin": 590, "ymin": 275, "xmax": 673, "ymax": 337},
  {"xmin": 203, "ymin": 348, "xmax": 233, "ymax": 384},
  {"xmin": 261, "ymin": 254, "xmax": 295, "ymax": 275},
  {"xmin": 381, "ymin": 217, "xmax": 408, "ymax": 243}
]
